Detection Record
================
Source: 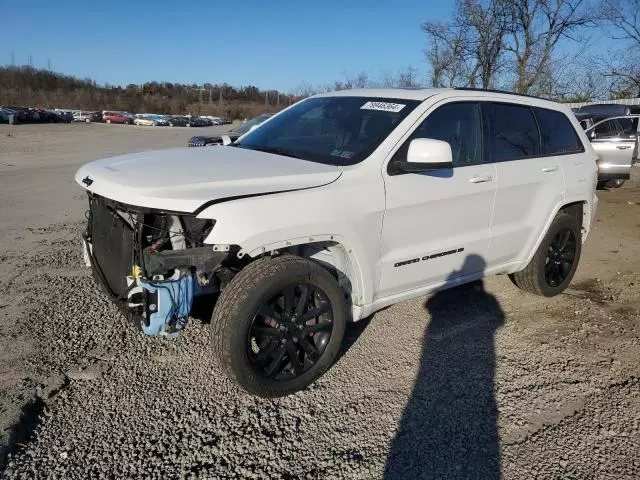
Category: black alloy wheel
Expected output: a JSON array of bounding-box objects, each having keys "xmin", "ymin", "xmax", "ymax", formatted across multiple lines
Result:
[
  {"xmin": 545, "ymin": 228, "xmax": 577, "ymax": 288},
  {"xmin": 211, "ymin": 255, "xmax": 347, "ymax": 397},
  {"xmin": 247, "ymin": 283, "xmax": 333, "ymax": 381}
]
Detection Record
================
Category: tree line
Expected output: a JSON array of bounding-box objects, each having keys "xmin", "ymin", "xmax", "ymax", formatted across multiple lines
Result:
[{"xmin": 0, "ymin": 66, "xmax": 300, "ymax": 119}]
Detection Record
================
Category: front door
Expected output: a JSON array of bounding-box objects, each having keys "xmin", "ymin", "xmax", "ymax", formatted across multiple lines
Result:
[{"xmin": 378, "ymin": 101, "xmax": 496, "ymax": 299}]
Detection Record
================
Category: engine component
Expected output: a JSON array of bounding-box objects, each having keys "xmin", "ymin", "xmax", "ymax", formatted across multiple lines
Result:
[{"xmin": 138, "ymin": 271, "xmax": 195, "ymax": 338}]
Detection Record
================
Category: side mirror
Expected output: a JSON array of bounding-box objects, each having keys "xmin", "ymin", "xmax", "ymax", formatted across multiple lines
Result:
[
  {"xmin": 588, "ymin": 130, "xmax": 596, "ymax": 140},
  {"xmin": 396, "ymin": 138, "xmax": 453, "ymax": 173}
]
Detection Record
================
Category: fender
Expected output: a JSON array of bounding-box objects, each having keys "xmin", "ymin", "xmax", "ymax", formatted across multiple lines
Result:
[
  {"xmin": 517, "ymin": 194, "xmax": 595, "ymax": 271},
  {"xmin": 197, "ymin": 171, "xmax": 387, "ymax": 315}
]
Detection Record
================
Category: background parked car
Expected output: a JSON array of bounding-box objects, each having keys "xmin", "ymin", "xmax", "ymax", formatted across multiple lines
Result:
[
  {"xmin": 0, "ymin": 108, "xmax": 12, "ymax": 124},
  {"xmin": 188, "ymin": 113, "xmax": 273, "ymax": 146},
  {"xmin": 1, "ymin": 106, "xmax": 28, "ymax": 123},
  {"xmin": 586, "ymin": 115, "xmax": 639, "ymax": 189},
  {"xmin": 575, "ymin": 103, "xmax": 633, "ymax": 126},
  {"xmin": 165, "ymin": 115, "xmax": 188, "ymax": 127},
  {"xmin": 73, "ymin": 111, "xmax": 101, "ymax": 123},
  {"xmin": 103, "ymin": 111, "xmax": 132, "ymax": 124},
  {"xmin": 51, "ymin": 110, "xmax": 74, "ymax": 123},
  {"xmin": 133, "ymin": 114, "xmax": 168, "ymax": 126},
  {"xmin": 185, "ymin": 116, "xmax": 210, "ymax": 127}
]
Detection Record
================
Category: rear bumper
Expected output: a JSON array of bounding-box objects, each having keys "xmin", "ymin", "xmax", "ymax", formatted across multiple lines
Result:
[
  {"xmin": 598, "ymin": 163, "xmax": 631, "ymax": 180},
  {"xmin": 598, "ymin": 171, "xmax": 630, "ymax": 181}
]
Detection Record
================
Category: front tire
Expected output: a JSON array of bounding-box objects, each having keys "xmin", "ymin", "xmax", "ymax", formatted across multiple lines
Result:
[
  {"xmin": 510, "ymin": 213, "xmax": 581, "ymax": 297},
  {"xmin": 211, "ymin": 255, "xmax": 347, "ymax": 397}
]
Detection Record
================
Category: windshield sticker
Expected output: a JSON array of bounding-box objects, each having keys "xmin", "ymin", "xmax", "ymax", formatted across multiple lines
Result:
[
  {"xmin": 360, "ymin": 101, "xmax": 406, "ymax": 113},
  {"xmin": 330, "ymin": 149, "xmax": 354, "ymax": 159}
]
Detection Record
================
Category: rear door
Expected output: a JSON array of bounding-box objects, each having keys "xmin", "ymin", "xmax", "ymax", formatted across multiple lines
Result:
[
  {"xmin": 587, "ymin": 118, "xmax": 636, "ymax": 179},
  {"xmin": 485, "ymin": 102, "xmax": 566, "ymax": 267}
]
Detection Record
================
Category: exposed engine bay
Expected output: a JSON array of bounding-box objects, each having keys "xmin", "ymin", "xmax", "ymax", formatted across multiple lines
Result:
[{"xmin": 82, "ymin": 193, "xmax": 236, "ymax": 337}]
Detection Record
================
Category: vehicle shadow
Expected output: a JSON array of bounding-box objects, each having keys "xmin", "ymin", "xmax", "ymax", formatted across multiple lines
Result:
[
  {"xmin": 335, "ymin": 316, "xmax": 372, "ymax": 363},
  {"xmin": 384, "ymin": 255, "xmax": 504, "ymax": 480}
]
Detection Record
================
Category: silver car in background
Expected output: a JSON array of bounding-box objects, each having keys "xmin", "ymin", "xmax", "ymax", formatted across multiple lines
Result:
[{"xmin": 586, "ymin": 115, "xmax": 639, "ymax": 188}]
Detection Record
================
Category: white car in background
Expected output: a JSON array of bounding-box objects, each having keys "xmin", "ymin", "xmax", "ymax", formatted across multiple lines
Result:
[
  {"xmin": 134, "ymin": 114, "xmax": 169, "ymax": 127},
  {"xmin": 76, "ymin": 88, "xmax": 598, "ymax": 397}
]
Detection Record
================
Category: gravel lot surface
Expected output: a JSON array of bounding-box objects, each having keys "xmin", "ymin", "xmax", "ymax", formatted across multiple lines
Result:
[{"xmin": 0, "ymin": 123, "xmax": 638, "ymax": 479}]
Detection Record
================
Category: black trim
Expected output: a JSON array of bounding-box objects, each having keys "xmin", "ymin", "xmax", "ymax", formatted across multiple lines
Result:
[
  {"xmin": 143, "ymin": 247, "xmax": 228, "ymax": 276},
  {"xmin": 598, "ymin": 171, "xmax": 631, "ymax": 181},
  {"xmin": 394, "ymin": 247, "xmax": 464, "ymax": 268}
]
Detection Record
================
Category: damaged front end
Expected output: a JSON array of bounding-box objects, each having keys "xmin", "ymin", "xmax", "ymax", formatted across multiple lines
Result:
[{"xmin": 82, "ymin": 193, "xmax": 234, "ymax": 338}]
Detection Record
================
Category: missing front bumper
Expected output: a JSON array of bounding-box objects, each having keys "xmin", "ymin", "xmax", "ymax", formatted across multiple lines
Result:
[{"xmin": 83, "ymin": 193, "xmax": 228, "ymax": 337}]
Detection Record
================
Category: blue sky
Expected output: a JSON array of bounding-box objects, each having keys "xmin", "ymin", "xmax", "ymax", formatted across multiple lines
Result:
[{"xmin": 2, "ymin": 0, "xmax": 612, "ymax": 92}]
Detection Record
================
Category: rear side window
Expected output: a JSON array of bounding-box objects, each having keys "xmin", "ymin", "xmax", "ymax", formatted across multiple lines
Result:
[
  {"xmin": 486, "ymin": 103, "xmax": 540, "ymax": 162},
  {"xmin": 592, "ymin": 119, "xmax": 620, "ymax": 139},
  {"xmin": 534, "ymin": 107, "xmax": 584, "ymax": 155}
]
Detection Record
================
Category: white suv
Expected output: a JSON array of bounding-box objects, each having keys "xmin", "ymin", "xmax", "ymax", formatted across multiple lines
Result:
[{"xmin": 76, "ymin": 88, "xmax": 598, "ymax": 396}]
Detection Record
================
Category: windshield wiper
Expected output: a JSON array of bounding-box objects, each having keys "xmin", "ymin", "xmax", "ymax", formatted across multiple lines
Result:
[{"xmin": 245, "ymin": 146, "xmax": 302, "ymax": 159}]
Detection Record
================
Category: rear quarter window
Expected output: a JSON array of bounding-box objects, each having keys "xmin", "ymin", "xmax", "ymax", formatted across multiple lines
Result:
[{"xmin": 534, "ymin": 107, "xmax": 584, "ymax": 155}]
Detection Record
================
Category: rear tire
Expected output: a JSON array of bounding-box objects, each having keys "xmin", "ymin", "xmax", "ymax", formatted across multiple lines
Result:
[
  {"xmin": 607, "ymin": 179, "xmax": 625, "ymax": 188},
  {"xmin": 510, "ymin": 213, "xmax": 581, "ymax": 297},
  {"xmin": 211, "ymin": 255, "xmax": 347, "ymax": 397}
]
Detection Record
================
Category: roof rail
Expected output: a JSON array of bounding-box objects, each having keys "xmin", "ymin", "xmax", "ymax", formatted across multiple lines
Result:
[{"xmin": 454, "ymin": 87, "xmax": 546, "ymax": 100}]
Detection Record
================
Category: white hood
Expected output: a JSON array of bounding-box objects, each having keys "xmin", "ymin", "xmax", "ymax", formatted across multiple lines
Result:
[{"xmin": 75, "ymin": 146, "xmax": 342, "ymax": 213}]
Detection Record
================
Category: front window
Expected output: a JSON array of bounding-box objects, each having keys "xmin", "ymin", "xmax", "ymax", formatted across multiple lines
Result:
[
  {"xmin": 234, "ymin": 97, "xmax": 420, "ymax": 166},
  {"xmin": 590, "ymin": 119, "xmax": 620, "ymax": 139}
]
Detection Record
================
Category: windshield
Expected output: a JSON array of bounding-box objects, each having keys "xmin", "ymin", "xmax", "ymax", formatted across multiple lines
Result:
[
  {"xmin": 232, "ymin": 114, "xmax": 272, "ymax": 135},
  {"xmin": 234, "ymin": 97, "xmax": 420, "ymax": 165}
]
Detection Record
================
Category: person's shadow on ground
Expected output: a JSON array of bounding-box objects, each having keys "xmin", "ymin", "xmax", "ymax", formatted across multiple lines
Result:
[{"xmin": 384, "ymin": 255, "xmax": 505, "ymax": 480}]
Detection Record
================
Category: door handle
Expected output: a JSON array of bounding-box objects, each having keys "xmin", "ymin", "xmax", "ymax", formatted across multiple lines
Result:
[
  {"xmin": 541, "ymin": 165, "xmax": 559, "ymax": 172},
  {"xmin": 616, "ymin": 145, "xmax": 631, "ymax": 150},
  {"xmin": 469, "ymin": 175, "xmax": 493, "ymax": 183}
]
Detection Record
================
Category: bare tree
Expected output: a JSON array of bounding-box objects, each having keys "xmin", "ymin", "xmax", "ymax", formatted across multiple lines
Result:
[
  {"xmin": 423, "ymin": 20, "xmax": 473, "ymax": 87},
  {"xmin": 459, "ymin": 0, "xmax": 509, "ymax": 87},
  {"xmin": 599, "ymin": 0, "xmax": 640, "ymax": 95},
  {"xmin": 423, "ymin": 0, "xmax": 508, "ymax": 88},
  {"xmin": 504, "ymin": 0, "xmax": 595, "ymax": 94},
  {"xmin": 398, "ymin": 66, "xmax": 421, "ymax": 87}
]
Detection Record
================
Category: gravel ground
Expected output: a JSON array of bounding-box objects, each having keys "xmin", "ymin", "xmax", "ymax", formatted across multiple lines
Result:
[{"xmin": 0, "ymin": 123, "xmax": 639, "ymax": 479}]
